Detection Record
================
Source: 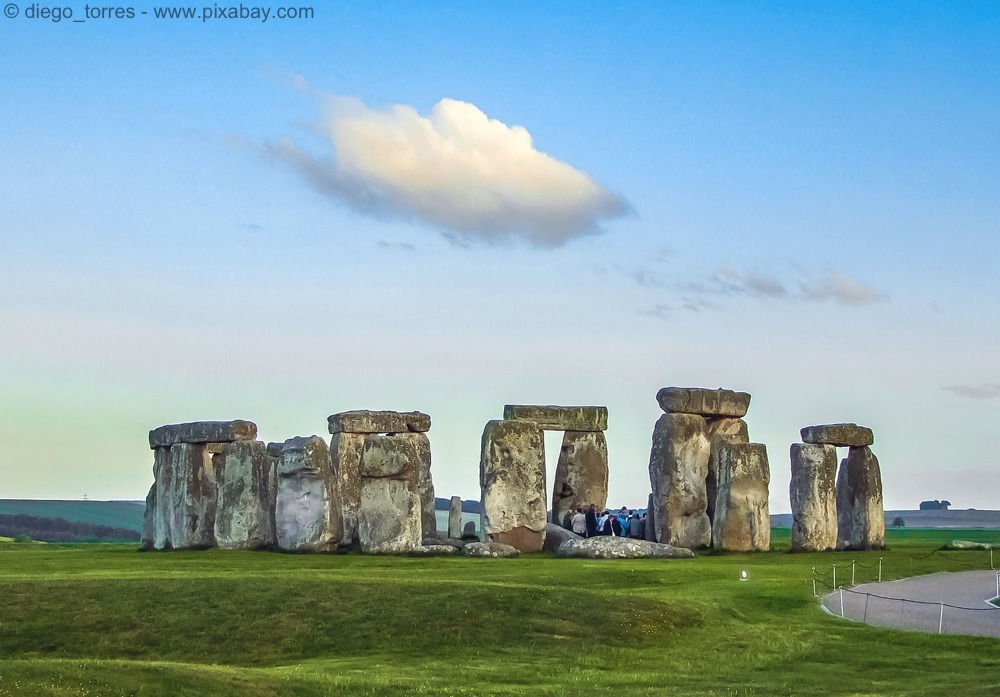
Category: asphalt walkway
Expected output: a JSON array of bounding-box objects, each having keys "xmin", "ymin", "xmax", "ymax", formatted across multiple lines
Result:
[{"xmin": 821, "ymin": 570, "xmax": 1000, "ymax": 637}]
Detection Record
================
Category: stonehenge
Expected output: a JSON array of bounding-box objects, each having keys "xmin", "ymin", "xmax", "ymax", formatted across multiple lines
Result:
[
  {"xmin": 647, "ymin": 388, "xmax": 769, "ymax": 551},
  {"xmin": 480, "ymin": 405, "xmax": 609, "ymax": 553},
  {"xmin": 790, "ymin": 423, "xmax": 884, "ymax": 551}
]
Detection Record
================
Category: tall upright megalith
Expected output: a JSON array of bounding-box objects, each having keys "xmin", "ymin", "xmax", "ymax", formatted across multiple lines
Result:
[
  {"xmin": 214, "ymin": 439, "xmax": 277, "ymax": 549},
  {"xmin": 448, "ymin": 496, "xmax": 463, "ymax": 538},
  {"xmin": 840, "ymin": 446, "xmax": 885, "ymax": 550},
  {"xmin": 357, "ymin": 434, "xmax": 422, "ymax": 553},
  {"xmin": 648, "ymin": 412, "xmax": 712, "ymax": 549},
  {"xmin": 551, "ymin": 431, "xmax": 609, "ymax": 528},
  {"xmin": 712, "ymin": 442, "xmax": 770, "ymax": 551},
  {"xmin": 789, "ymin": 443, "xmax": 838, "ymax": 551},
  {"xmin": 480, "ymin": 419, "xmax": 547, "ymax": 552},
  {"xmin": 274, "ymin": 436, "xmax": 343, "ymax": 552}
]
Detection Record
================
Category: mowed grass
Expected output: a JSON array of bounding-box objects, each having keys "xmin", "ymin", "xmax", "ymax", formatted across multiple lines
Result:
[{"xmin": 1, "ymin": 529, "xmax": 999, "ymax": 696}]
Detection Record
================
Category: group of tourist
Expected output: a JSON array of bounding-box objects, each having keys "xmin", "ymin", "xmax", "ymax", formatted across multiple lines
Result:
[{"xmin": 569, "ymin": 505, "xmax": 646, "ymax": 539}]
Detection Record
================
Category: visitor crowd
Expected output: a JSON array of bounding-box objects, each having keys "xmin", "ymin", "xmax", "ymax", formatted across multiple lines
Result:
[{"xmin": 569, "ymin": 505, "xmax": 646, "ymax": 539}]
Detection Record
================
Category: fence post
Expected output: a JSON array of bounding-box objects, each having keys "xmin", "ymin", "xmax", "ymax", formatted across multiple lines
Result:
[
  {"xmin": 833, "ymin": 565, "xmax": 837, "ymax": 589},
  {"xmin": 862, "ymin": 594, "xmax": 870, "ymax": 624},
  {"xmin": 992, "ymin": 548, "xmax": 994, "ymax": 570},
  {"xmin": 938, "ymin": 604, "xmax": 944, "ymax": 634},
  {"xmin": 852, "ymin": 560, "xmax": 856, "ymax": 586},
  {"xmin": 812, "ymin": 568, "xmax": 817, "ymax": 597},
  {"xmin": 878, "ymin": 557, "xmax": 883, "ymax": 583},
  {"xmin": 840, "ymin": 589, "xmax": 845, "ymax": 618},
  {"xmin": 995, "ymin": 572, "xmax": 998, "ymax": 601}
]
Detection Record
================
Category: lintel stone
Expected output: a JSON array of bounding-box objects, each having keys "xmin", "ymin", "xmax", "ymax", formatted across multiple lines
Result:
[
  {"xmin": 149, "ymin": 420, "xmax": 257, "ymax": 449},
  {"xmin": 801, "ymin": 423, "xmax": 873, "ymax": 447},
  {"xmin": 656, "ymin": 388, "xmax": 750, "ymax": 418},
  {"xmin": 502, "ymin": 405, "xmax": 608, "ymax": 432},
  {"xmin": 327, "ymin": 410, "xmax": 431, "ymax": 434}
]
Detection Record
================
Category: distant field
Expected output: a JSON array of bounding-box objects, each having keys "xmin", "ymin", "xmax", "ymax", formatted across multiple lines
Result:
[
  {"xmin": 0, "ymin": 500, "xmax": 145, "ymax": 532},
  {"xmin": 1, "ymin": 528, "xmax": 998, "ymax": 695},
  {"xmin": 771, "ymin": 509, "xmax": 1000, "ymax": 529}
]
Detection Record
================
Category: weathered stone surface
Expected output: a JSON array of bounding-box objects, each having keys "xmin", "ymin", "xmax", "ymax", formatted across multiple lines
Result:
[
  {"xmin": 463, "ymin": 541, "xmax": 520, "ymax": 558},
  {"xmin": 395, "ymin": 432, "xmax": 436, "ymax": 538},
  {"xmin": 543, "ymin": 522, "xmax": 583, "ymax": 553},
  {"xmin": 330, "ymin": 432, "xmax": 365, "ymax": 547},
  {"xmin": 422, "ymin": 536, "xmax": 464, "ymax": 550},
  {"xmin": 836, "ymin": 457, "xmax": 851, "ymax": 547},
  {"xmin": 557, "ymin": 536, "xmax": 695, "ymax": 559},
  {"xmin": 140, "ymin": 483, "xmax": 156, "ymax": 551},
  {"xmin": 705, "ymin": 418, "xmax": 750, "ymax": 527},
  {"xmin": 358, "ymin": 477, "xmax": 422, "ymax": 553},
  {"xmin": 801, "ymin": 423, "xmax": 874, "ymax": 447},
  {"xmin": 448, "ymin": 496, "xmax": 463, "ymax": 538},
  {"xmin": 327, "ymin": 410, "xmax": 431, "ymax": 434},
  {"xmin": 266, "ymin": 441, "xmax": 284, "ymax": 458},
  {"xmin": 168, "ymin": 443, "xmax": 218, "ymax": 549},
  {"xmin": 644, "ymin": 492, "xmax": 656, "ymax": 542},
  {"xmin": 550, "ymin": 431, "xmax": 609, "ymax": 529},
  {"xmin": 502, "ymin": 405, "xmax": 608, "ymax": 432},
  {"xmin": 648, "ymin": 413, "xmax": 712, "ymax": 549},
  {"xmin": 480, "ymin": 419, "xmax": 547, "ymax": 552},
  {"xmin": 840, "ymin": 446, "xmax": 885, "ymax": 550},
  {"xmin": 275, "ymin": 436, "xmax": 342, "ymax": 552},
  {"xmin": 360, "ymin": 435, "xmax": 418, "ymax": 479},
  {"xmin": 462, "ymin": 521, "xmax": 477, "ymax": 539},
  {"xmin": 656, "ymin": 388, "xmax": 750, "ymax": 418},
  {"xmin": 712, "ymin": 442, "xmax": 770, "ymax": 551},
  {"xmin": 789, "ymin": 443, "xmax": 838, "ymax": 551},
  {"xmin": 149, "ymin": 420, "xmax": 257, "ymax": 449},
  {"xmin": 410, "ymin": 544, "xmax": 459, "ymax": 556},
  {"xmin": 214, "ymin": 440, "xmax": 276, "ymax": 550},
  {"xmin": 151, "ymin": 447, "xmax": 172, "ymax": 549}
]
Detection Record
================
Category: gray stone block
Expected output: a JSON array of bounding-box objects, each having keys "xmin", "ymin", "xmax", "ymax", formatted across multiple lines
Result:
[
  {"xmin": 656, "ymin": 388, "xmax": 750, "ymax": 417},
  {"xmin": 502, "ymin": 405, "xmax": 608, "ymax": 431},
  {"xmin": 148, "ymin": 420, "xmax": 257, "ymax": 449},
  {"xmin": 801, "ymin": 423, "xmax": 874, "ymax": 447},
  {"xmin": 327, "ymin": 410, "xmax": 431, "ymax": 434}
]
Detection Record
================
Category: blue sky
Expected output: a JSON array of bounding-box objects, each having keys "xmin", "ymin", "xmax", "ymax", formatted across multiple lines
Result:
[{"xmin": 1, "ymin": 2, "xmax": 998, "ymax": 512}]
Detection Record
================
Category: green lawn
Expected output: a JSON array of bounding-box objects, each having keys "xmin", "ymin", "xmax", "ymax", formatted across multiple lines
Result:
[{"xmin": 0, "ymin": 529, "xmax": 998, "ymax": 696}]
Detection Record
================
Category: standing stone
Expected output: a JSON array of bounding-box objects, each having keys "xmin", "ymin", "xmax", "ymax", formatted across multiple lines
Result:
[
  {"xmin": 644, "ymin": 492, "xmax": 656, "ymax": 542},
  {"xmin": 648, "ymin": 413, "xmax": 712, "ymax": 549},
  {"xmin": 656, "ymin": 388, "xmax": 750, "ymax": 418},
  {"xmin": 448, "ymin": 496, "xmax": 463, "ymax": 538},
  {"xmin": 357, "ymin": 435, "xmax": 421, "ymax": 553},
  {"xmin": 140, "ymin": 483, "xmax": 156, "ymax": 551},
  {"xmin": 705, "ymin": 417, "xmax": 750, "ymax": 528},
  {"xmin": 152, "ymin": 447, "xmax": 173, "ymax": 550},
  {"xmin": 551, "ymin": 431, "xmax": 609, "ymax": 529},
  {"xmin": 836, "ymin": 457, "xmax": 851, "ymax": 548},
  {"xmin": 330, "ymin": 431, "xmax": 366, "ymax": 547},
  {"xmin": 841, "ymin": 446, "xmax": 885, "ymax": 550},
  {"xmin": 214, "ymin": 440, "xmax": 276, "ymax": 549},
  {"xmin": 480, "ymin": 419, "xmax": 546, "ymax": 552},
  {"xmin": 169, "ymin": 443, "xmax": 218, "ymax": 549},
  {"xmin": 275, "ymin": 436, "xmax": 343, "ymax": 552},
  {"xmin": 396, "ymin": 431, "xmax": 436, "ymax": 539},
  {"xmin": 712, "ymin": 442, "xmax": 770, "ymax": 551},
  {"xmin": 789, "ymin": 443, "xmax": 838, "ymax": 551},
  {"xmin": 463, "ymin": 520, "xmax": 477, "ymax": 538}
]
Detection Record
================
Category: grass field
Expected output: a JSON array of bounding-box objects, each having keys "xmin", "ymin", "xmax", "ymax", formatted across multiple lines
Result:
[{"xmin": 1, "ymin": 529, "xmax": 999, "ymax": 696}]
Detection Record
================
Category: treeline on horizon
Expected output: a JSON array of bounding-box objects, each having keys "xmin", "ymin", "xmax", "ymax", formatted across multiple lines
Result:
[
  {"xmin": 433, "ymin": 497, "xmax": 480, "ymax": 513},
  {"xmin": 0, "ymin": 514, "xmax": 140, "ymax": 542}
]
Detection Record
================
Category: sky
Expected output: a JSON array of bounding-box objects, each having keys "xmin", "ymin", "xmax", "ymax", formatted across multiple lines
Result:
[{"xmin": 1, "ymin": 1, "xmax": 998, "ymax": 513}]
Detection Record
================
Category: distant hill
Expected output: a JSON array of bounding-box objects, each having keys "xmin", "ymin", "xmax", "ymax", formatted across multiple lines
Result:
[
  {"xmin": 434, "ymin": 497, "xmax": 480, "ymax": 514},
  {"xmin": 0, "ymin": 500, "xmax": 145, "ymax": 533},
  {"xmin": 0, "ymin": 514, "xmax": 140, "ymax": 542},
  {"xmin": 771, "ymin": 509, "xmax": 1000, "ymax": 530}
]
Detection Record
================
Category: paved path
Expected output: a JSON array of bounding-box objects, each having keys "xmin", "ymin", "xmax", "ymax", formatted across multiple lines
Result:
[{"xmin": 821, "ymin": 571, "xmax": 1000, "ymax": 637}]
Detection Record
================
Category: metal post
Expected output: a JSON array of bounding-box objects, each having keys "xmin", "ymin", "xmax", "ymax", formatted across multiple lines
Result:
[
  {"xmin": 878, "ymin": 557, "xmax": 883, "ymax": 583},
  {"xmin": 812, "ymin": 568, "xmax": 817, "ymax": 597},
  {"xmin": 840, "ymin": 588, "xmax": 845, "ymax": 618},
  {"xmin": 992, "ymin": 548, "xmax": 994, "ymax": 571},
  {"xmin": 995, "ymin": 572, "xmax": 998, "ymax": 601},
  {"xmin": 852, "ymin": 560, "xmax": 856, "ymax": 586},
  {"xmin": 863, "ymin": 594, "xmax": 870, "ymax": 624},
  {"xmin": 833, "ymin": 565, "xmax": 837, "ymax": 589},
  {"xmin": 938, "ymin": 604, "xmax": 944, "ymax": 634}
]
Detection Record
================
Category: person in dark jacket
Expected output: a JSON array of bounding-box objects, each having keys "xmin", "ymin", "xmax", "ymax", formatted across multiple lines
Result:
[
  {"xmin": 601, "ymin": 512, "xmax": 623, "ymax": 537},
  {"xmin": 585, "ymin": 504, "xmax": 599, "ymax": 538}
]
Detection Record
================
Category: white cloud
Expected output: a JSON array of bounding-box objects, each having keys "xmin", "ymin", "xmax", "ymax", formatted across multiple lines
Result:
[
  {"xmin": 943, "ymin": 384, "xmax": 1000, "ymax": 400},
  {"xmin": 798, "ymin": 267, "xmax": 884, "ymax": 306},
  {"xmin": 262, "ymin": 85, "xmax": 629, "ymax": 246}
]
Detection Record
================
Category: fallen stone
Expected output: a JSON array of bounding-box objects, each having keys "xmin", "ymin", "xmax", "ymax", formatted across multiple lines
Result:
[
  {"xmin": 648, "ymin": 413, "xmax": 712, "ymax": 549},
  {"xmin": 840, "ymin": 445, "xmax": 885, "ymax": 550},
  {"xmin": 422, "ymin": 536, "xmax": 465, "ymax": 550},
  {"xmin": 789, "ymin": 443, "xmax": 838, "ymax": 551},
  {"xmin": 463, "ymin": 541, "xmax": 520, "ymax": 558},
  {"xmin": 800, "ymin": 423, "xmax": 874, "ymax": 447},
  {"xmin": 168, "ymin": 442, "xmax": 218, "ymax": 549},
  {"xmin": 330, "ymin": 431, "xmax": 366, "ymax": 547},
  {"xmin": 149, "ymin": 420, "xmax": 257, "ymax": 449},
  {"xmin": 946, "ymin": 540, "xmax": 995, "ymax": 550},
  {"xmin": 214, "ymin": 440, "xmax": 277, "ymax": 550},
  {"xmin": 543, "ymin": 522, "xmax": 583, "ymax": 553},
  {"xmin": 410, "ymin": 544, "xmax": 459, "ymax": 556},
  {"xmin": 556, "ymin": 536, "xmax": 695, "ymax": 559},
  {"xmin": 275, "ymin": 436, "xmax": 342, "ymax": 552},
  {"xmin": 448, "ymin": 496, "xmax": 463, "ymax": 538},
  {"xmin": 656, "ymin": 388, "xmax": 750, "ymax": 418},
  {"xmin": 705, "ymin": 417, "xmax": 750, "ymax": 527},
  {"xmin": 550, "ymin": 430, "xmax": 609, "ymax": 529},
  {"xmin": 327, "ymin": 410, "xmax": 431, "ymax": 434},
  {"xmin": 712, "ymin": 442, "xmax": 770, "ymax": 551},
  {"xmin": 480, "ymin": 419, "xmax": 547, "ymax": 552},
  {"xmin": 358, "ymin": 477, "xmax": 422, "ymax": 553},
  {"xmin": 502, "ymin": 405, "xmax": 608, "ymax": 432},
  {"xmin": 395, "ymin": 431, "xmax": 436, "ymax": 539}
]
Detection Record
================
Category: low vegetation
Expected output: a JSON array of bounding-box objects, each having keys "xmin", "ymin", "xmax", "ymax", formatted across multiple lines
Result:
[{"xmin": 0, "ymin": 529, "xmax": 998, "ymax": 695}]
